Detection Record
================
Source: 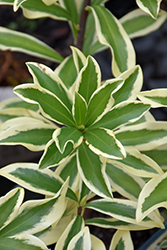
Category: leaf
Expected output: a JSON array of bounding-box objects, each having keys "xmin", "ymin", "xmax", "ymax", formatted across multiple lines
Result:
[
  {"xmin": 79, "ymin": 181, "xmax": 94, "ymax": 205},
  {"xmin": 89, "ymin": 5, "xmax": 135, "ymax": 77},
  {"xmin": 71, "ymin": 46, "xmax": 87, "ymax": 73},
  {"xmin": 42, "ymin": 0, "xmax": 58, "ymax": 5},
  {"xmin": 39, "ymin": 139, "xmax": 73, "ymax": 169},
  {"xmin": 35, "ymin": 199, "xmax": 78, "ymax": 245},
  {"xmin": 106, "ymin": 162, "xmax": 145, "ymax": 200},
  {"xmin": 109, "ymin": 230, "xmax": 133, "ymax": 250},
  {"xmin": 115, "ymin": 121, "xmax": 167, "ymax": 151},
  {"xmin": 21, "ymin": 0, "xmax": 72, "ymax": 21},
  {"xmin": 110, "ymin": 147, "xmax": 163, "ymax": 178},
  {"xmin": 67, "ymin": 227, "xmax": 91, "ymax": 250},
  {"xmin": 54, "ymin": 55, "xmax": 78, "ymax": 90},
  {"xmin": 0, "ymin": 188, "xmax": 24, "ymax": 230},
  {"xmin": 91, "ymin": 234, "xmax": 106, "ymax": 250},
  {"xmin": 113, "ymin": 65, "xmax": 143, "ymax": 106},
  {"xmin": 0, "ymin": 27, "xmax": 63, "ymax": 63},
  {"xmin": 142, "ymin": 144, "xmax": 167, "ymax": 169},
  {"xmin": 136, "ymin": 0, "xmax": 162, "ymax": 19},
  {"xmin": 55, "ymin": 154, "xmax": 79, "ymax": 191},
  {"xmin": 84, "ymin": 128, "xmax": 126, "ymax": 159},
  {"xmin": 85, "ymin": 217, "xmax": 160, "ymax": 231},
  {"xmin": 120, "ymin": 8, "xmax": 167, "ymax": 39},
  {"xmin": 86, "ymin": 198, "xmax": 164, "ymax": 229},
  {"xmin": 0, "ymin": 163, "xmax": 63, "ymax": 197},
  {"xmin": 91, "ymin": 101, "xmax": 150, "ymax": 131},
  {"xmin": 75, "ymin": 56, "xmax": 101, "ymax": 103},
  {"xmin": 77, "ymin": 142, "xmax": 113, "ymax": 198},
  {"xmin": 55, "ymin": 215, "xmax": 84, "ymax": 250},
  {"xmin": 136, "ymin": 172, "xmax": 167, "ymax": 222},
  {"xmin": 138, "ymin": 89, "xmax": 167, "ymax": 107},
  {"xmin": 13, "ymin": 0, "xmax": 26, "ymax": 11},
  {"xmin": 0, "ymin": 97, "xmax": 39, "ymax": 112},
  {"xmin": 0, "ymin": 163, "xmax": 78, "ymax": 202},
  {"xmin": 53, "ymin": 127, "xmax": 83, "ymax": 153},
  {"xmin": 85, "ymin": 198, "xmax": 138, "ymax": 224},
  {"xmin": 0, "ymin": 120, "xmax": 55, "ymax": 151},
  {"xmin": 72, "ymin": 92, "xmax": 87, "ymax": 127},
  {"xmin": 85, "ymin": 80, "xmax": 123, "ymax": 127},
  {"xmin": 0, "ymin": 108, "xmax": 43, "ymax": 124},
  {"xmin": 59, "ymin": 0, "xmax": 83, "ymax": 40},
  {"xmin": 0, "ymin": 234, "xmax": 49, "ymax": 250},
  {"xmin": 14, "ymin": 84, "xmax": 75, "ymax": 127},
  {"xmin": 82, "ymin": 12, "xmax": 106, "ymax": 56},
  {"xmin": 27, "ymin": 62, "xmax": 72, "ymax": 111},
  {"xmin": 91, "ymin": 0, "xmax": 108, "ymax": 5},
  {"xmin": 0, "ymin": 180, "xmax": 68, "ymax": 237}
]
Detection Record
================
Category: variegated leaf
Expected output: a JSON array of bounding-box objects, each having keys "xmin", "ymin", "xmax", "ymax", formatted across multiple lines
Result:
[
  {"xmin": 109, "ymin": 230, "xmax": 133, "ymax": 250},
  {"xmin": 55, "ymin": 154, "xmax": 79, "ymax": 192},
  {"xmin": 83, "ymin": 12, "xmax": 106, "ymax": 56},
  {"xmin": 14, "ymin": 84, "xmax": 75, "ymax": 127},
  {"xmin": 91, "ymin": 234, "xmax": 106, "ymax": 250},
  {"xmin": 89, "ymin": 5, "xmax": 136, "ymax": 77},
  {"xmin": 0, "ymin": 27, "xmax": 63, "ymax": 63},
  {"xmin": 0, "ymin": 188, "xmax": 24, "ymax": 230},
  {"xmin": 0, "ymin": 234, "xmax": 49, "ymax": 250},
  {"xmin": 39, "ymin": 139, "xmax": 73, "ymax": 169},
  {"xmin": 106, "ymin": 162, "xmax": 145, "ymax": 201},
  {"xmin": 0, "ymin": 180, "xmax": 68, "ymax": 237},
  {"xmin": 20, "ymin": 0, "xmax": 72, "ymax": 21},
  {"xmin": 0, "ymin": 97, "xmax": 39, "ymax": 112},
  {"xmin": 84, "ymin": 128, "xmax": 126, "ymax": 159},
  {"xmin": 35, "ymin": 199, "xmax": 78, "ymax": 245},
  {"xmin": 120, "ymin": 8, "xmax": 167, "ymax": 39},
  {"xmin": 115, "ymin": 121, "xmax": 167, "ymax": 151},
  {"xmin": 55, "ymin": 215, "xmax": 84, "ymax": 250},
  {"xmin": 13, "ymin": 0, "xmax": 26, "ymax": 11},
  {"xmin": 85, "ymin": 198, "xmax": 138, "ymax": 224},
  {"xmin": 113, "ymin": 65, "xmax": 143, "ymax": 106},
  {"xmin": 85, "ymin": 80, "xmax": 123, "ymax": 127},
  {"xmin": 85, "ymin": 216, "xmax": 162, "ymax": 231},
  {"xmin": 136, "ymin": 0, "xmax": 162, "ymax": 19},
  {"xmin": 0, "ymin": 0, "xmax": 14, "ymax": 3},
  {"xmin": 0, "ymin": 163, "xmax": 77, "ymax": 202},
  {"xmin": 72, "ymin": 92, "xmax": 87, "ymax": 128},
  {"xmin": 110, "ymin": 147, "xmax": 163, "ymax": 177},
  {"xmin": 86, "ymin": 198, "xmax": 164, "ymax": 229},
  {"xmin": 59, "ymin": 0, "xmax": 83, "ymax": 40},
  {"xmin": 54, "ymin": 55, "xmax": 78, "ymax": 90},
  {"xmin": 91, "ymin": 101, "xmax": 150, "ymax": 131},
  {"xmin": 71, "ymin": 46, "xmax": 87, "ymax": 73},
  {"xmin": 138, "ymin": 89, "xmax": 167, "ymax": 107},
  {"xmin": 79, "ymin": 181, "xmax": 95, "ymax": 205},
  {"xmin": 91, "ymin": 0, "xmax": 109, "ymax": 5},
  {"xmin": 75, "ymin": 56, "xmax": 101, "ymax": 103},
  {"xmin": 0, "ymin": 120, "xmax": 55, "ymax": 151},
  {"xmin": 0, "ymin": 116, "xmax": 55, "ymax": 133},
  {"xmin": 42, "ymin": 0, "xmax": 58, "ymax": 5},
  {"xmin": 27, "ymin": 62, "xmax": 72, "ymax": 110},
  {"xmin": 53, "ymin": 127, "xmax": 83, "ymax": 153},
  {"xmin": 77, "ymin": 142, "xmax": 113, "ymax": 198},
  {"xmin": 137, "ymin": 172, "xmax": 167, "ymax": 222},
  {"xmin": 67, "ymin": 227, "xmax": 91, "ymax": 250},
  {"xmin": 142, "ymin": 144, "xmax": 167, "ymax": 169}
]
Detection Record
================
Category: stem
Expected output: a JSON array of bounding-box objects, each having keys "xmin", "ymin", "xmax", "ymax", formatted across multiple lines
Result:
[{"xmin": 76, "ymin": 0, "xmax": 91, "ymax": 51}]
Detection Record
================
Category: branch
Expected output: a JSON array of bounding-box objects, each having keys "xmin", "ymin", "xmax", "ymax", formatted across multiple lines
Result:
[{"xmin": 76, "ymin": 0, "xmax": 91, "ymax": 51}]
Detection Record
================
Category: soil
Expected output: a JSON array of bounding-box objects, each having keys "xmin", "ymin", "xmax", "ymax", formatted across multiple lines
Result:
[{"xmin": 0, "ymin": 1, "xmax": 167, "ymax": 249}]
